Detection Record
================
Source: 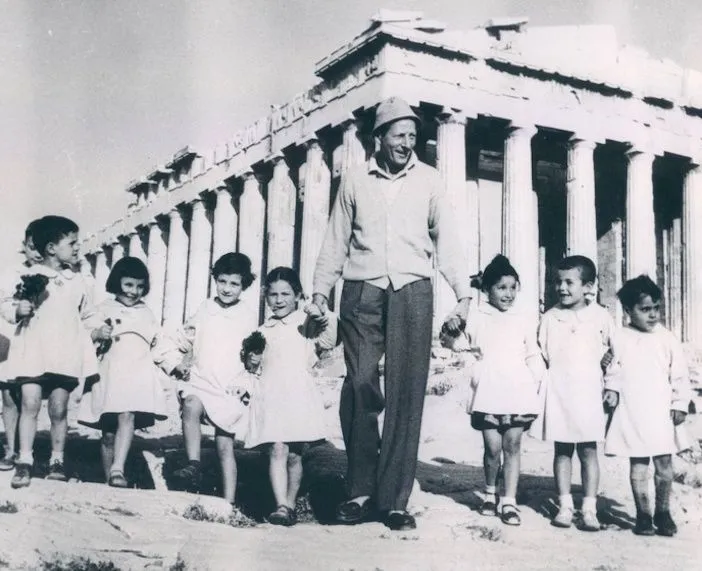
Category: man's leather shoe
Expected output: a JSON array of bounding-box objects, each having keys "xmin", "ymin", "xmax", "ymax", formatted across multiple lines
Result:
[
  {"xmin": 336, "ymin": 498, "xmax": 373, "ymax": 524},
  {"xmin": 384, "ymin": 511, "xmax": 416, "ymax": 531}
]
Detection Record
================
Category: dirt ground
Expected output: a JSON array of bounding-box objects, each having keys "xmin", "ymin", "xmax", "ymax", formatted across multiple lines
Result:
[{"xmin": 0, "ymin": 349, "xmax": 701, "ymax": 571}]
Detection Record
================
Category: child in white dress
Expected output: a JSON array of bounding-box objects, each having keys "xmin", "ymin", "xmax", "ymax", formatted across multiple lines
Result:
[
  {"xmin": 155, "ymin": 253, "xmax": 258, "ymax": 504},
  {"xmin": 604, "ymin": 275, "xmax": 691, "ymax": 537},
  {"xmin": 78, "ymin": 257, "xmax": 168, "ymax": 487},
  {"xmin": 245, "ymin": 266, "xmax": 337, "ymax": 527},
  {"xmin": 442, "ymin": 255, "xmax": 544, "ymax": 526},
  {"xmin": 0, "ymin": 219, "xmax": 43, "ymax": 471},
  {"xmin": 2, "ymin": 216, "xmax": 105, "ymax": 488},
  {"xmin": 534, "ymin": 255, "xmax": 615, "ymax": 531}
]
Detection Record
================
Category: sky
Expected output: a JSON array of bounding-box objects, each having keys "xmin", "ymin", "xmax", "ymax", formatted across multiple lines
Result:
[{"xmin": 1, "ymin": 0, "xmax": 700, "ymax": 268}]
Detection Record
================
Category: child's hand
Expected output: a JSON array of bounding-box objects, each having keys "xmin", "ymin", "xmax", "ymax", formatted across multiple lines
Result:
[
  {"xmin": 600, "ymin": 349, "xmax": 614, "ymax": 371},
  {"xmin": 671, "ymin": 410, "xmax": 687, "ymax": 426},
  {"xmin": 603, "ymin": 389, "xmax": 619, "ymax": 412},
  {"xmin": 16, "ymin": 300, "xmax": 34, "ymax": 318},
  {"xmin": 92, "ymin": 321, "xmax": 113, "ymax": 341},
  {"xmin": 172, "ymin": 364, "xmax": 190, "ymax": 381},
  {"xmin": 305, "ymin": 303, "xmax": 329, "ymax": 329}
]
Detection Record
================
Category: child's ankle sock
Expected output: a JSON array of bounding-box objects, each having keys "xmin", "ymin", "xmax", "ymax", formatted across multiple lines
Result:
[
  {"xmin": 582, "ymin": 496, "xmax": 597, "ymax": 513},
  {"xmin": 484, "ymin": 485, "xmax": 497, "ymax": 496},
  {"xmin": 17, "ymin": 451, "xmax": 33, "ymax": 466},
  {"xmin": 558, "ymin": 494, "xmax": 574, "ymax": 510},
  {"xmin": 50, "ymin": 451, "xmax": 64, "ymax": 465},
  {"xmin": 501, "ymin": 496, "xmax": 516, "ymax": 507},
  {"xmin": 654, "ymin": 472, "xmax": 672, "ymax": 513}
]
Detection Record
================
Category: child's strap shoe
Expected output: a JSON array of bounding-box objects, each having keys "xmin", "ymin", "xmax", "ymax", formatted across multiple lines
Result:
[
  {"xmin": 0, "ymin": 453, "xmax": 16, "ymax": 471},
  {"xmin": 501, "ymin": 504, "xmax": 521, "ymax": 526},
  {"xmin": 108, "ymin": 470, "xmax": 129, "ymax": 488},
  {"xmin": 10, "ymin": 463, "xmax": 31, "ymax": 489},
  {"xmin": 653, "ymin": 511, "xmax": 678, "ymax": 537},
  {"xmin": 479, "ymin": 498, "xmax": 498, "ymax": 517},
  {"xmin": 46, "ymin": 461, "xmax": 67, "ymax": 482},
  {"xmin": 268, "ymin": 505, "xmax": 295, "ymax": 527},
  {"xmin": 552, "ymin": 506, "xmax": 573, "ymax": 528},
  {"xmin": 633, "ymin": 513, "xmax": 655, "ymax": 536}
]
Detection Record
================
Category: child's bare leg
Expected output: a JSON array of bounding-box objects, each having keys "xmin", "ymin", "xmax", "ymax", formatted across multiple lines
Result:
[
  {"xmin": 286, "ymin": 450, "xmax": 303, "ymax": 508},
  {"xmin": 553, "ymin": 442, "xmax": 575, "ymax": 526},
  {"xmin": 181, "ymin": 396, "xmax": 203, "ymax": 461},
  {"xmin": 501, "ymin": 427, "xmax": 524, "ymax": 503},
  {"xmin": 652, "ymin": 454, "xmax": 677, "ymax": 535},
  {"xmin": 482, "ymin": 428, "xmax": 502, "ymax": 493},
  {"xmin": 576, "ymin": 441, "xmax": 599, "ymax": 500},
  {"xmin": 18, "ymin": 383, "xmax": 42, "ymax": 464},
  {"xmin": 215, "ymin": 430, "xmax": 236, "ymax": 504},
  {"xmin": 111, "ymin": 412, "xmax": 135, "ymax": 474},
  {"xmin": 269, "ymin": 442, "xmax": 289, "ymax": 508},
  {"xmin": 1, "ymin": 388, "xmax": 20, "ymax": 459},
  {"xmin": 101, "ymin": 430, "xmax": 116, "ymax": 481},
  {"xmin": 47, "ymin": 387, "xmax": 70, "ymax": 460},
  {"xmin": 630, "ymin": 457, "xmax": 651, "ymax": 515}
]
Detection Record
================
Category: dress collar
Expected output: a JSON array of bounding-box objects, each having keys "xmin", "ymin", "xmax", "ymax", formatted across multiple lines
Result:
[{"xmin": 262, "ymin": 309, "xmax": 303, "ymax": 328}]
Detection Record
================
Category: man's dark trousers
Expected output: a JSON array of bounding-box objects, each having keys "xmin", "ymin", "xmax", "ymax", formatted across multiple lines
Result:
[{"xmin": 338, "ymin": 278, "xmax": 433, "ymax": 512}]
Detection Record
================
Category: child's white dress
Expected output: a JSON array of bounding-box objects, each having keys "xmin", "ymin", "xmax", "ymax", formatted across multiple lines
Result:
[
  {"xmin": 1, "ymin": 266, "xmax": 100, "ymax": 392},
  {"xmin": 78, "ymin": 298, "xmax": 168, "ymax": 430},
  {"xmin": 462, "ymin": 303, "xmax": 544, "ymax": 416},
  {"xmin": 154, "ymin": 298, "xmax": 258, "ymax": 436},
  {"xmin": 604, "ymin": 325, "xmax": 692, "ymax": 457},
  {"xmin": 245, "ymin": 309, "xmax": 337, "ymax": 449},
  {"xmin": 534, "ymin": 303, "xmax": 615, "ymax": 443},
  {"xmin": 0, "ymin": 260, "xmax": 35, "ymax": 386}
]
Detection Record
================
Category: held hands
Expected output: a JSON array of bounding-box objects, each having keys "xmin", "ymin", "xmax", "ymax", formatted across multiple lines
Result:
[
  {"xmin": 603, "ymin": 389, "xmax": 619, "ymax": 413},
  {"xmin": 671, "ymin": 409, "xmax": 687, "ymax": 426},
  {"xmin": 307, "ymin": 294, "xmax": 330, "ymax": 329},
  {"xmin": 15, "ymin": 300, "xmax": 34, "ymax": 319},
  {"xmin": 171, "ymin": 363, "xmax": 191, "ymax": 382},
  {"xmin": 442, "ymin": 297, "xmax": 470, "ymax": 336},
  {"xmin": 92, "ymin": 320, "xmax": 114, "ymax": 341}
]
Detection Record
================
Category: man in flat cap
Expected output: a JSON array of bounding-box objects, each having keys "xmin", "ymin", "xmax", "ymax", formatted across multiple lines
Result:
[{"xmin": 311, "ymin": 97, "xmax": 472, "ymax": 531}]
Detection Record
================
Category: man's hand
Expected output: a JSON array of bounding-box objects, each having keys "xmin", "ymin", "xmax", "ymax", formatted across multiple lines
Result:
[
  {"xmin": 443, "ymin": 297, "xmax": 470, "ymax": 335},
  {"xmin": 671, "ymin": 410, "xmax": 687, "ymax": 426},
  {"xmin": 305, "ymin": 299, "xmax": 329, "ymax": 329},
  {"xmin": 16, "ymin": 300, "xmax": 34, "ymax": 319},
  {"xmin": 311, "ymin": 293, "xmax": 328, "ymax": 315},
  {"xmin": 172, "ymin": 364, "xmax": 191, "ymax": 382}
]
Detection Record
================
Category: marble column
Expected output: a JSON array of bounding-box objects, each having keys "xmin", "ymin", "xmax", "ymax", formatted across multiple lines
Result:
[
  {"xmin": 334, "ymin": 118, "xmax": 367, "ymax": 311},
  {"xmin": 299, "ymin": 138, "xmax": 331, "ymax": 297},
  {"xmin": 212, "ymin": 184, "xmax": 238, "ymax": 261},
  {"xmin": 266, "ymin": 154, "xmax": 296, "ymax": 271},
  {"xmin": 238, "ymin": 171, "xmax": 266, "ymax": 311},
  {"xmin": 566, "ymin": 137, "xmax": 598, "ymax": 261},
  {"xmin": 128, "ymin": 229, "xmax": 147, "ymax": 262},
  {"xmin": 683, "ymin": 162, "xmax": 702, "ymax": 344},
  {"xmin": 163, "ymin": 208, "xmax": 189, "ymax": 326},
  {"xmin": 185, "ymin": 198, "xmax": 213, "ymax": 319},
  {"xmin": 93, "ymin": 249, "xmax": 110, "ymax": 303},
  {"xmin": 111, "ymin": 239, "xmax": 125, "ymax": 266},
  {"xmin": 502, "ymin": 124, "xmax": 539, "ymax": 315},
  {"xmin": 435, "ymin": 110, "xmax": 469, "ymax": 326},
  {"xmin": 146, "ymin": 220, "xmax": 168, "ymax": 324},
  {"xmin": 625, "ymin": 149, "xmax": 657, "ymax": 280}
]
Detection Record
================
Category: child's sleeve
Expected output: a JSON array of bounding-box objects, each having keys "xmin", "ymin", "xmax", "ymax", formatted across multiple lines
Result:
[
  {"xmin": 524, "ymin": 318, "xmax": 546, "ymax": 384},
  {"xmin": 669, "ymin": 335, "xmax": 692, "ymax": 413},
  {"xmin": 603, "ymin": 330, "xmax": 623, "ymax": 394},
  {"xmin": 536, "ymin": 313, "xmax": 550, "ymax": 367},
  {"xmin": 152, "ymin": 312, "xmax": 198, "ymax": 375},
  {"xmin": 0, "ymin": 270, "xmax": 18, "ymax": 324},
  {"xmin": 79, "ymin": 278, "xmax": 105, "ymax": 332}
]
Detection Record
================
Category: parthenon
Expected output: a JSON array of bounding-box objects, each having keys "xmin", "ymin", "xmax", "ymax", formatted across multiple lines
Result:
[{"xmin": 82, "ymin": 11, "xmax": 702, "ymax": 346}]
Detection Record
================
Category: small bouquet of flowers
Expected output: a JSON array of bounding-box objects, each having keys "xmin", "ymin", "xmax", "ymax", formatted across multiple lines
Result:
[{"xmin": 13, "ymin": 273, "xmax": 50, "ymax": 329}]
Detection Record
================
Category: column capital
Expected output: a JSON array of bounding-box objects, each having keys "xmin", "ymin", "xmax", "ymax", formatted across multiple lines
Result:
[
  {"xmin": 338, "ymin": 114, "xmax": 360, "ymax": 129},
  {"xmin": 267, "ymin": 152, "xmax": 288, "ymax": 166},
  {"xmin": 567, "ymin": 136, "xmax": 598, "ymax": 151},
  {"xmin": 303, "ymin": 137, "xmax": 324, "ymax": 153},
  {"xmin": 190, "ymin": 197, "xmax": 206, "ymax": 211},
  {"xmin": 624, "ymin": 146, "xmax": 657, "ymax": 163},
  {"xmin": 506, "ymin": 123, "xmax": 538, "ymax": 140},
  {"xmin": 436, "ymin": 107, "xmax": 470, "ymax": 126}
]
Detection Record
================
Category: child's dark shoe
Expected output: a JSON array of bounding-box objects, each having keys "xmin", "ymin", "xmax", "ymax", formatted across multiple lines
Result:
[
  {"xmin": 479, "ymin": 498, "xmax": 498, "ymax": 517},
  {"xmin": 500, "ymin": 504, "xmax": 521, "ymax": 526},
  {"xmin": 653, "ymin": 511, "xmax": 678, "ymax": 537},
  {"xmin": 173, "ymin": 461, "xmax": 202, "ymax": 492},
  {"xmin": 46, "ymin": 461, "xmax": 67, "ymax": 482},
  {"xmin": 633, "ymin": 513, "xmax": 655, "ymax": 536},
  {"xmin": 0, "ymin": 453, "xmax": 15, "ymax": 471},
  {"xmin": 10, "ymin": 463, "xmax": 31, "ymax": 489},
  {"xmin": 268, "ymin": 505, "xmax": 295, "ymax": 526}
]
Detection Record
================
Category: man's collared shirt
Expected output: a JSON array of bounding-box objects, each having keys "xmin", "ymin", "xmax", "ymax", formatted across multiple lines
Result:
[{"xmin": 313, "ymin": 152, "xmax": 472, "ymax": 300}]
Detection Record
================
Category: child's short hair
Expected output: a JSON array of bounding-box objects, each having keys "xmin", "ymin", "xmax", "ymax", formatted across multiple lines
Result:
[
  {"xmin": 105, "ymin": 256, "xmax": 151, "ymax": 295},
  {"xmin": 241, "ymin": 331, "xmax": 266, "ymax": 357},
  {"xmin": 23, "ymin": 219, "xmax": 42, "ymax": 242},
  {"xmin": 32, "ymin": 216, "xmax": 79, "ymax": 255},
  {"xmin": 479, "ymin": 254, "xmax": 519, "ymax": 291},
  {"xmin": 211, "ymin": 252, "xmax": 255, "ymax": 289},
  {"xmin": 264, "ymin": 266, "xmax": 303, "ymax": 296},
  {"xmin": 616, "ymin": 274, "xmax": 662, "ymax": 311},
  {"xmin": 557, "ymin": 255, "xmax": 597, "ymax": 285}
]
